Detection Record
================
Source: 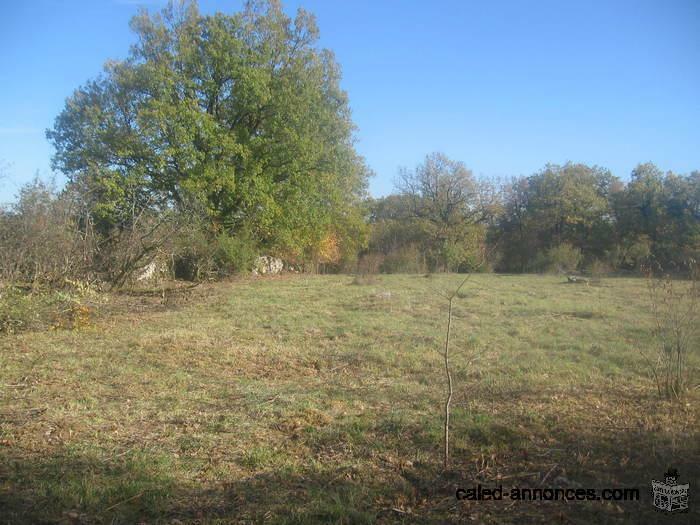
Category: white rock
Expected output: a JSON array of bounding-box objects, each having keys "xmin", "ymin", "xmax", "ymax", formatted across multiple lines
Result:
[
  {"xmin": 136, "ymin": 260, "xmax": 158, "ymax": 282},
  {"xmin": 253, "ymin": 255, "xmax": 284, "ymax": 275}
]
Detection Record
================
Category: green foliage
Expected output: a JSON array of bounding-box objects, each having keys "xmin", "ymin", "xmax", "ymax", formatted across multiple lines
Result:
[
  {"xmin": 32, "ymin": 0, "xmax": 700, "ymax": 278},
  {"xmin": 0, "ymin": 286, "xmax": 35, "ymax": 334},
  {"xmin": 528, "ymin": 243, "xmax": 582, "ymax": 274},
  {"xmin": 586, "ymin": 258, "xmax": 613, "ymax": 278},
  {"xmin": 213, "ymin": 232, "xmax": 257, "ymax": 275},
  {"xmin": 365, "ymin": 155, "xmax": 494, "ymax": 273},
  {"xmin": 171, "ymin": 219, "xmax": 257, "ymax": 280},
  {"xmin": 495, "ymin": 163, "xmax": 616, "ymax": 272},
  {"xmin": 47, "ymin": 0, "xmax": 369, "ymax": 266},
  {"xmin": 493, "ymin": 162, "xmax": 699, "ymax": 274},
  {"xmin": 0, "ymin": 285, "xmax": 92, "ymax": 334},
  {"xmin": 617, "ymin": 236, "xmax": 652, "ymax": 270},
  {"xmin": 614, "ymin": 165, "xmax": 700, "ymax": 269},
  {"xmin": 379, "ymin": 244, "xmax": 426, "ymax": 274},
  {"xmin": 442, "ymin": 223, "xmax": 488, "ymax": 272}
]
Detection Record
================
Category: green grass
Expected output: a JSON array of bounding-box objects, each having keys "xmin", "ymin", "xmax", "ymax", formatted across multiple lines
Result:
[{"xmin": 0, "ymin": 274, "xmax": 698, "ymax": 523}]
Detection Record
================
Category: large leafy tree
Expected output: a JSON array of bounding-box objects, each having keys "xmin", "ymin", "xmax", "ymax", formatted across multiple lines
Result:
[
  {"xmin": 393, "ymin": 152, "xmax": 495, "ymax": 271},
  {"xmin": 613, "ymin": 164, "xmax": 700, "ymax": 268},
  {"xmin": 526, "ymin": 163, "xmax": 616, "ymax": 252},
  {"xmin": 492, "ymin": 176, "xmax": 534, "ymax": 272},
  {"xmin": 495, "ymin": 163, "xmax": 618, "ymax": 271},
  {"xmin": 47, "ymin": 0, "xmax": 369, "ymax": 263}
]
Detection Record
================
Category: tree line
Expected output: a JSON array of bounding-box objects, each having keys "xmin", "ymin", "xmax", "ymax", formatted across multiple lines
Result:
[
  {"xmin": 1, "ymin": 1, "xmax": 698, "ymax": 287},
  {"xmin": 365, "ymin": 157, "xmax": 699, "ymax": 275}
]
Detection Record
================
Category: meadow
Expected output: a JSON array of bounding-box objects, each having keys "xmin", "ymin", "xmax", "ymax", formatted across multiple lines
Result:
[{"xmin": 1, "ymin": 274, "xmax": 698, "ymax": 524}]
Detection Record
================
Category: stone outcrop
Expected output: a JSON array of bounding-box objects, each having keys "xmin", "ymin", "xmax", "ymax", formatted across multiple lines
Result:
[
  {"xmin": 252, "ymin": 256, "xmax": 284, "ymax": 276},
  {"xmin": 135, "ymin": 259, "xmax": 168, "ymax": 283}
]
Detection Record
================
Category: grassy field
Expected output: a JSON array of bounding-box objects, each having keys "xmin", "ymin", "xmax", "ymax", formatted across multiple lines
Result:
[{"xmin": 1, "ymin": 274, "xmax": 698, "ymax": 524}]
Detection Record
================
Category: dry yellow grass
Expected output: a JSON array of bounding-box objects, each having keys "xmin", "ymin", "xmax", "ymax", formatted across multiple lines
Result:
[{"xmin": 0, "ymin": 274, "xmax": 698, "ymax": 523}]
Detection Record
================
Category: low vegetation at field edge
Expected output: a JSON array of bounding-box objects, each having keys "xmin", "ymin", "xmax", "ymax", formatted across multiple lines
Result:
[{"xmin": 1, "ymin": 274, "xmax": 698, "ymax": 524}]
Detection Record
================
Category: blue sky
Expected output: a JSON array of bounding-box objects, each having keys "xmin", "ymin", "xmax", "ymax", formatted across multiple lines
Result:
[{"xmin": 1, "ymin": 0, "xmax": 699, "ymax": 203}]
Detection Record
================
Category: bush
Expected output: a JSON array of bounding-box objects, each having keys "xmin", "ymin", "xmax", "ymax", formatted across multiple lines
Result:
[
  {"xmin": 0, "ymin": 179, "xmax": 95, "ymax": 286},
  {"xmin": 0, "ymin": 284, "xmax": 93, "ymax": 334},
  {"xmin": 379, "ymin": 244, "xmax": 427, "ymax": 273},
  {"xmin": 623, "ymin": 236, "xmax": 652, "ymax": 270},
  {"xmin": 0, "ymin": 286, "xmax": 35, "ymax": 334},
  {"xmin": 172, "ymin": 228, "xmax": 258, "ymax": 281},
  {"xmin": 172, "ymin": 225, "xmax": 213, "ymax": 281},
  {"xmin": 529, "ymin": 243, "xmax": 582, "ymax": 273},
  {"xmin": 641, "ymin": 260, "xmax": 699, "ymax": 399},
  {"xmin": 442, "ymin": 225, "xmax": 489, "ymax": 273},
  {"xmin": 213, "ymin": 232, "xmax": 257, "ymax": 276}
]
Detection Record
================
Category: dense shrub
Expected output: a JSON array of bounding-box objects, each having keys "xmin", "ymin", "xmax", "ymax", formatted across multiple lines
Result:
[
  {"xmin": 172, "ymin": 226, "xmax": 259, "ymax": 281},
  {"xmin": 0, "ymin": 284, "xmax": 93, "ymax": 334},
  {"xmin": 380, "ymin": 245, "xmax": 427, "ymax": 274},
  {"xmin": 0, "ymin": 179, "xmax": 95, "ymax": 285},
  {"xmin": 617, "ymin": 236, "xmax": 653, "ymax": 271},
  {"xmin": 172, "ymin": 223, "xmax": 215, "ymax": 281},
  {"xmin": 213, "ymin": 233, "xmax": 258, "ymax": 276},
  {"xmin": 529, "ymin": 243, "xmax": 582, "ymax": 274}
]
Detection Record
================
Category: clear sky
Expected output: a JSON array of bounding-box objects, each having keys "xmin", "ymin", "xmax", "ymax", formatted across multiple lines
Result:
[{"xmin": 1, "ymin": 0, "xmax": 699, "ymax": 203}]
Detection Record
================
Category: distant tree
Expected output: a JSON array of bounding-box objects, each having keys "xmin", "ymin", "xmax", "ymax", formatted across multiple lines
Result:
[
  {"xmin": 612, "ymin": 164, "xmax": 700, "ymax": 269},
  {"xmin": 367, "ymin": 195, "xmax": 425, "ymax": 260},
  {"xmin": 491, "ymin": 177, "xmax": 533, "ymax": 272},
  {"xmin": 394, "ymin": 152, "xmax": 494, "ymax": 271},
  {"xmin": 527, "ymin": 164, "xmax": 616, "ymax": 254},
  {"xmin": 613, "ymin": 163, "xmax": 665, "ymax": 255},
  {"xmin": 494, "ymin": 163, "xmax": 617, "ymax": 272},
  {"xmin": 662, "ymin": 171, "xmax": 700, "ymax": 263},
  {"xmin": 398, "ymin": 153, "xmax": 487, "ymax": 226},
  {"xmin": 47, "ymin": 0, "xmax": 369, "ymax": 271}
]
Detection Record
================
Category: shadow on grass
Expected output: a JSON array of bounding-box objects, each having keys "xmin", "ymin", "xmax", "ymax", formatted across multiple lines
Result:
[
  {"xmin": 1, "ymin": 415, "xmax": 698, "ymax": 524},
  {"xmin": 0, "ymin": 448, "xmax": 420, "ymax": 524}
]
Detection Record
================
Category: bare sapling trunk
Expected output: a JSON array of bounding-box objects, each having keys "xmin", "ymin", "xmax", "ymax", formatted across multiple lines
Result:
[
  {"xmin": 443, "ymin": 292, "xmax": 455, "ymax": 470},
  {"xmin": 437, "ymin": 247, "xmax": 495, "ymax": 471},
  {"xmin": 441, "ymin": 273, "xmax": 473, "ymax": 470}
]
